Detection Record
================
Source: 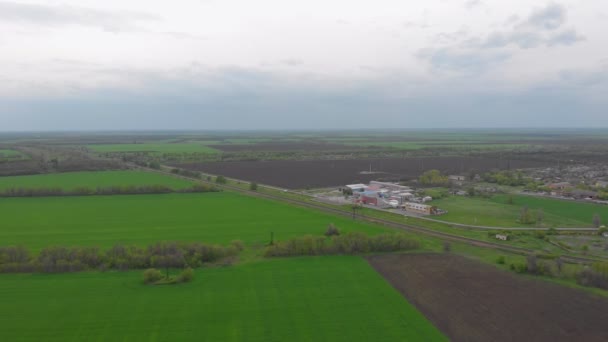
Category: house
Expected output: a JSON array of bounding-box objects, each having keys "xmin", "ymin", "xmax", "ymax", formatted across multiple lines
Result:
[
  {"xmin": 495, "ymin": 234, "xmax": 508, "ymax": 241},
  {"xmin": 403, "ymin": 202, "xmax": 438, "ymax": 215},
  {"xmin": 548, "ymin": 182, "xmax": 571, "ymax": 190}
]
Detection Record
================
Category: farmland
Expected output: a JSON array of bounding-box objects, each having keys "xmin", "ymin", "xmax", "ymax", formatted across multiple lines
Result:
[
  {"xmin": 368, "ymin": 253, "xmax": 608, "ymax": 342},
  {"xmin": 0, "ymin": 192, "xmax": 393, "ymax": 249},
  {"xmin": 431, "ymin": 194, "xmax": 608, "ymax": 227},
  {"xmin": 0, "ymin": 170, "xmax": 195, "ymax": 191},
  {"xmin": 176, "ymin": 157, "xmax": 550, "ymax": 189},
  {"xmin": 0, "ymin": 149, "xmax": 26, "ymax": 159},
  {"xmin": 88, "ymin": 143, "xmax": 219, "ymax": 154},
  {"xmin": 0, "ymin": 256, "xmax": 445, "ymax": 342}
]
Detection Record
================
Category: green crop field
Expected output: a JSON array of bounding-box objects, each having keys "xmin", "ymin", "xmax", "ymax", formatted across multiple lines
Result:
[
  {"xmin": 0, "ymin": 149, "xmax": 26, "ymax": 159},
  {"xmin": 0, "ymin": 171, "xmax": 195, "ymax": 191},
  {"xmin": 0, "ymin": 256, "xmax": 445, "ymax": 341},
  {"xmin": 431, "ymin": 195, "xmax": 608, "ymax": 227},
  {"xmin": 0, "ymin": 192, "xmax": 394, "ymax": 250},
  {"xmin": 88, "ymin": 143, "xmax": 219, "ymax": 154}
]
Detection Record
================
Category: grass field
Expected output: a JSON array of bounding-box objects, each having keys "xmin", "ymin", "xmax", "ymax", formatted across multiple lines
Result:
[
  {"xmin": 88, "ymin": 143, "xmax": 219, "ymax": 154},
  {"xmin": 0, "ymin": 256, "xmax": 445, "ymax": 342},
  {"xmin": 0, "ymin": 192, "xmax": 394, "ymax": 250},
  {"xmin": 0, "ymin": 149, "xmax": 26, "ymax": 159},
  {"xmin": 0, "ymin": 171, "xmax": 195, "ymax": 191},
  {"xmin": 431, "ymin": 194, "xmax": 608, "ymax": 227}
]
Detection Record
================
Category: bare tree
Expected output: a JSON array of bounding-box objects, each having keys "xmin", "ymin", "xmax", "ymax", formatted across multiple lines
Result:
[
  {"xmin": 536, "ymin": 209, "xmax": 544, "ymax": 227},
  {"xmin": 593, "ymin": 213, "xmax": 601, "ymax": 228}
]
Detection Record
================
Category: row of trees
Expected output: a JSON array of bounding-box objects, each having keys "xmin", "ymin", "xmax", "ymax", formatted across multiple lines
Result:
[
  {"xmin": 504, "ymin": 253, "xmax": 608, "ymax": 291},
  {"xmin": 483, "ymin": 170, "xmax": 529, "ymax": 186},
  {"xmin": 419, "ymin": 170, "xmax": 449, "ymax": 186},
  {"xmin": 0, "ymin": 241, "xmax": 242, "ymax": 274},
  {"xmin": 0, "ymin": 184, "xmax": 219, "ymax": 198},
  {"xmin": 264, "ymin": 232, "xmax": 420, "ymax": 257}
]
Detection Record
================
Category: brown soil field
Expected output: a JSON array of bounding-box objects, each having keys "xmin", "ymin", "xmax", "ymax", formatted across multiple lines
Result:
[
  {"xmin": 175, "ymin": 157, "xmax": 549, "ymax": 189},
  {"xmin": 367, "ymin": 253, "xmax": 608, "ymax": 342}
]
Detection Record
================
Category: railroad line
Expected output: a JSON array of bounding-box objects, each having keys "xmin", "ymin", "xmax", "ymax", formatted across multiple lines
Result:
[{"xmin": 142, "ymin": 165, "xmax": 602, "ymax": 265}]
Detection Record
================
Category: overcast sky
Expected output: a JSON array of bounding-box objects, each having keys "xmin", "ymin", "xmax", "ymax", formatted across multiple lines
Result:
[{"xmin": 1, "ymin": 0, "xmax": 607, "ymax": 131}]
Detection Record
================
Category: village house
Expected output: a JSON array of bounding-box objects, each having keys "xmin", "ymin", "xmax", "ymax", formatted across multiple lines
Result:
[
  {"xmin": 548, "ymin": 182, "xmax": 572, "ymax": 190},
  {"xmin": 596, "ymin": 181, "xmax": 608, "ymax": 189}
]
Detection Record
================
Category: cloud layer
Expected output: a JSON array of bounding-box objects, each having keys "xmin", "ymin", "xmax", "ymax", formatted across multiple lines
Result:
[{"xmin": 1, "ymin": 0, "xmax": 607, "ymax": 130}]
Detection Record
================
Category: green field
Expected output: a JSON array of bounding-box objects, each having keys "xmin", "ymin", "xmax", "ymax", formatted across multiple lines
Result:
[
  {"xmin": 432, "ymin": 195, "xmax": 608, "ymax": 227},
  {"xmin": 0, "ymin": 256, "xmax": 445, "ymax": 342},
  {"xmin": 0, "ymin": 171, "xmax": 195, "ymax": 191},
  {"xmin": 0, "ymin": 192, "xmax": 393, "ymax": 250},
  {"xmin": 0, "ymin": 149, "xmax": 26, "ymax": 159},
  {"xmin": 88, "ymin": 143, "xmax": 219, "ymax": 154}
]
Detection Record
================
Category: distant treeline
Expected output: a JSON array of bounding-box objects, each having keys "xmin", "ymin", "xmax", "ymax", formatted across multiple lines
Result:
[
  {"xmin": 264, "ymin": 232, "xmax": 420, "ymax": 257},
  {"xmin": 0, "ymin": 241, "xmax": 243, "ymax": 273},
  {"xmin": 0, "ymin": 184, "xmax": 219, "ymax": 198}
]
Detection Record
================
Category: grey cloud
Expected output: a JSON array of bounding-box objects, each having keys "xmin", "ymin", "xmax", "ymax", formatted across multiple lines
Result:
[
  {"xmin": 480, "ymin": 31, "xmax": 543, "ymax": 49},
  {"xmin": 0, "ymin": 1, "xmax": 158, "ymax": 32},
  {"xmin": 523, "ymin": 3, "xmax": 566, "ymax": 30},
  {"xmin": 417, "ymin": 47, "xmax": 510, "ymax": 73},
  {"xmin": 547, "ymin": 29, "xmax": 585, "ymax": 46},
  {"xmin": 2, "ymin": 70, "xmax": 606, "ymax": 131},
  {"xmin": 464, "ymin": 0, "xmax": 482, "ymax": 10},
  {"xmin": 2, "ymin": 64, "xmax": 608, "ymax": 131},
  {"xmin": 474, "ymin": 27, "xmax": 583, "ymax": 49}
]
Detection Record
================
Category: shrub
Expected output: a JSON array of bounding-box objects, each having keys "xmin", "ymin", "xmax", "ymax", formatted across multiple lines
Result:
[
  {"xmin": 230, "ymin": 240, "xmax": 245, "ymax": 252},
  {"xmin": 249, "ymin": 182, "xmax": 258, "ymax": 191},
  {"xmin": 324, "ymin": 224, "xmax": 340, "ymax": 237},
  {"xmin": 143, "ymin": 268, "xmax": 163, "ymax": 284},
  {"xmin": 215, "ymin": 175, "xmax": 227, "ymax": 184},
  {"xmin": 177, "ymin": 267, "xmax": 194, "ymax": 283},
  {"xmin": 264, "ymin": 232, "xmax": 420, "ymax": 257},
  {"xmin": 443, "ymin": 241, "xmax": 451, "ymax": 253},
  {"xmin": 496, "ymin": 256, "xmax": 505, "ymax": 264}
]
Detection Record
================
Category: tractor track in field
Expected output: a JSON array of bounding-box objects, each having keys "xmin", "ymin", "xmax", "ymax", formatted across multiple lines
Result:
[{"xmin": 139, "ymin": 165, "xmax": 601, "ymax": 265}]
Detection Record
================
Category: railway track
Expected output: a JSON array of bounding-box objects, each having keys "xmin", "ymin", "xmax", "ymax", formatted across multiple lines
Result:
[{"xmin": 142, "ymin": 165, "xmax": 602, "ymax": 265}]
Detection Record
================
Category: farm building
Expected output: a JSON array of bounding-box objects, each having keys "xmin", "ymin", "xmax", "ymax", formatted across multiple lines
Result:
[
  {"xmin": 569, "ymin": 189, "xmax": 598, "ymax": 200},
  {"xmin": 403, "ymin": 202, "xmax": 438, "ymax": 215},
  {"xmin": 360, "ymin": 195, "xmax": 378, "ymax": 206},
  {"xmin": 495, "ymin": 234, "xmax": 509, "ymax": 241},
  {"xmin": 346, "ymin": 184, "xmax": 367, "ymax": 192},
  {"xmin": 448, "ymin": 175, "xmax": 466, "ymax": 183},
  {"xmin": 369, "ymin": 181, "xmax": 411, "ymax": 192}
]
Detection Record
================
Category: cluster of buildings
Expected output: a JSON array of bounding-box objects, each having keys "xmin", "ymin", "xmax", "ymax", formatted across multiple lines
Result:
[
  {"xmin": 344, "ymin": 181, "xmax": 441, "ymax": 215},
  {"xmin": 544, "ymin": 181, "xmax": 606, "ymax": 200}
]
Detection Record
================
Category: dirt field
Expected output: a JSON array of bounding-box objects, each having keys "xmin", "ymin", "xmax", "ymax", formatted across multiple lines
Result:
[
  {"xmin": 176, "ymin": 157, "xmax": 549, "ymax": 189},
  {"xmin": 367, "ymin": 253, "xmax": 608, "ymax": 342}
]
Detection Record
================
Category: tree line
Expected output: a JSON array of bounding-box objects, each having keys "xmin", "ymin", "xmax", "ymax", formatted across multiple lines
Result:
[
  {"xmin": 0, "ymin": 241, "xmax": 243, "ymax": 273},
  {"xmin": 500, "ymin": 253, "xmax": 608, "ymax": 291},
  {"xmin": 264, "ymin": 232, "xmax": 420, "ymax": 257},
  {"xmin": 0, "ymin": 184, "xmax": 219, "ymax": 198}
]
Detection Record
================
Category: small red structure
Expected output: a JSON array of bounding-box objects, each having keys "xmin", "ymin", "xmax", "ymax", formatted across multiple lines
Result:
[{"xmin": 361, "ymin": 195, "xmax": 378, "ymax": 206}]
